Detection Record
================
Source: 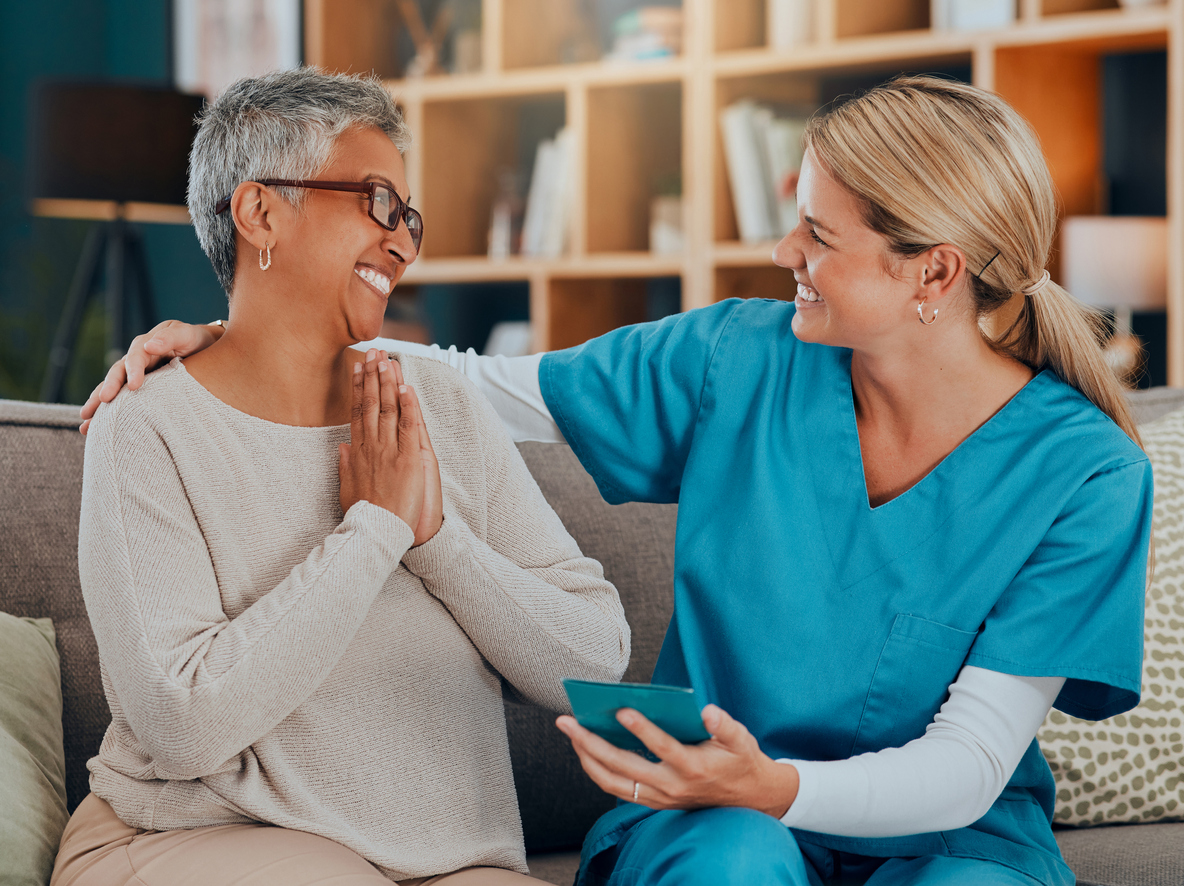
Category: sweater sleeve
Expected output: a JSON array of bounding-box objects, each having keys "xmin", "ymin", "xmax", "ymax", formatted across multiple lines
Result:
[
  {"xmin": 778, "ymin": 666, "xmax": 1064, "ymax": 837},
  {"xmin": 401, "ymin": 367, "xmax": 631, "ymax": 713},
  {"xmin": 79, "ymin": 397, "xmax": 416, "ymax": 779}
]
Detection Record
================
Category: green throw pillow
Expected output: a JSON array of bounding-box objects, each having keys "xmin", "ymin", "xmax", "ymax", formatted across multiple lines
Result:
[
  {"xmin": 0, "ymin": 612, "xmax": 68, "ymax": 886},
  {"xmin": 1038, "ymin": 407, "xmax": 1184, "ymax": 826}
]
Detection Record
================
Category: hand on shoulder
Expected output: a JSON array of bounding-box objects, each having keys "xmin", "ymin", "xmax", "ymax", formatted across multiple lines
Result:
[{"xmin": 80, "ymin": 320, "xmax": 225, "ymax": 434}]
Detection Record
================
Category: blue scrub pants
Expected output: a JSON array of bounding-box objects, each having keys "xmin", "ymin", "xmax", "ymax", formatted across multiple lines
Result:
[{"xmin": 603, "ymin": 809, "xmax": 1043, "ymax": 886}]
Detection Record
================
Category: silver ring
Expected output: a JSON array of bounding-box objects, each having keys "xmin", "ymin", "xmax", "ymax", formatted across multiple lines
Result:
[{"xmin": 632, "ymin": 781, "xmax": 640, "ymax": 802}]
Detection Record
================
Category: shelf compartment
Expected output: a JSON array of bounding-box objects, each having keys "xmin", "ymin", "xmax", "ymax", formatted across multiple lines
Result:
[
  {"xmin": 544, "ymin": 275, "xmax": 682, "ymax": 349},
  {"xmin": 836, "ymin": 0, "xmax": 930, "ymax": 38},
  {"xmin": 716, "ymin": 0, "xmax": 767, "ymax": 51},
  {"xmin": 420, "ymin": 91, "xmax": 566, "ymax": 259},
  {"xmin": 546, "ymin": 277, "xmax": 648, "ymax": 349},
  {"xmin": 715, "ymin": 0, "xmax": 933, "ymax": 50},
  {"xmin": 1042, "ymin": 0, "xmax": 1119, "ymax": 15},
  {"xmin": 714, "ymin": 264, "xmax": 795, "ymax": 303},
  {"xmin": 305, "ymin": 0, "xmax": 483, "ymax": 80},
  {"xmin": 305, "ymin": 0, "xmax": 405, "ymax": 77},
  {"xmin": 993, "ymin": 34, "xmax": 1168, "ymax": 280},
  {"xmin": 501, "ymin": 0, "xmax": 602, "ymax": 69},
  {"xmin": 586, "ymin": 80, "xmax": 683, "ymax": 254}
]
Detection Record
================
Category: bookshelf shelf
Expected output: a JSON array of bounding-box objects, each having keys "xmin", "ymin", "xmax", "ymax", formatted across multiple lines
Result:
[
  {"xmin": 305, "ymin": 0, "xmax": 1184, "ymax": 382},
  {"xmin": 403, "ymin": 253, "xmax": 686, "ymax": 283}
]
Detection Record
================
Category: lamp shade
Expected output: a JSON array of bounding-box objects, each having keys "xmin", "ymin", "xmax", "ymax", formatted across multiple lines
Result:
[
  {"xmin": 29, "ymin": 81, "xmax": 205, "ymax": 206},
  {"xmin": 1060, "ymin": 215, "xmax": 1168, "ymax": 311}
]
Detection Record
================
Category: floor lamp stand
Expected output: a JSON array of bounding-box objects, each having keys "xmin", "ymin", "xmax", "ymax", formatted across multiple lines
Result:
[{"xmin": 40, "ymin": 212, "xmax": 158, "ymax": 403}]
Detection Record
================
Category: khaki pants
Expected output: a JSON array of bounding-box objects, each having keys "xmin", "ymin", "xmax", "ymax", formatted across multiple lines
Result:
[{"xmin": 52, "ymin": 794, "xmax": 549, "ymax": 886}]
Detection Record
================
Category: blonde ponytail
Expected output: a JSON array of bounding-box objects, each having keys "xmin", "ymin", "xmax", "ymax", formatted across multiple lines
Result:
[
  {"xmin": 804, "ymin": 75, "xmax": 1143, "ymax": 449},
  {"xmin": 997, "ymin": 282, "xmax": 1142, "ymax": 446}
]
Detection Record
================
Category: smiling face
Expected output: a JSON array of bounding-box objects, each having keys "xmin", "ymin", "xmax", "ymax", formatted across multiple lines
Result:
[
  {"xmin": 773, "ymin": 148, "xmax": 922, "ymax": 354},
  {"xmin": 274, "ymin": 125, "xmax": 418, "ymax": 345}
]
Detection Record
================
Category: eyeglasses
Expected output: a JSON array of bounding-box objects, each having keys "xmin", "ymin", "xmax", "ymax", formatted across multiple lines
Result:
[{"xmin": 214, "ymin": 179, "xmax": 424, "ymax": 252}]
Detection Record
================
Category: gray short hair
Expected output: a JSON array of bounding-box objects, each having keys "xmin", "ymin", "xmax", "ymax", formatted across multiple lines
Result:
[{"xmin": 189, "ymin": 67, "xmax": 412, "ymax": 295}]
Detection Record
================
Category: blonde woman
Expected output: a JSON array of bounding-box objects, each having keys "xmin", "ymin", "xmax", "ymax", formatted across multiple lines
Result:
[{"xmin": 85, "ymin": 76, "xmax": 1151, "ymax": 885}]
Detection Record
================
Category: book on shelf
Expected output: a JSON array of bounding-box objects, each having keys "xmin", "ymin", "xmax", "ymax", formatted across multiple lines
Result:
[
  {"xmin": 932, "ymin": 0, "xmax": 1015, "ymax": 31},
  {"xmin": 604, "ymin": 6, "xmax": 683, "ymax": 62},
  {"xmin": 719, "ymin": 101, "xmax": 807, "ymax": 245},
  {"xmin": 520, "ymin": 128, "xmax": 573, "ymax": 258}
]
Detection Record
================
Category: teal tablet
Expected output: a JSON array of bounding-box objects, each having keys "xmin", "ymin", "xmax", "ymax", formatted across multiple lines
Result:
[{"xmin": 562, "ymin": 679, "xmax": 712, "ymax": 751}]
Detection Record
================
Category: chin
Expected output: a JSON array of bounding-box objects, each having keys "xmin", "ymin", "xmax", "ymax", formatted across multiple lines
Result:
[
  {"xmin": 346, "ymin": 314, "xmax": 386, "ymax": 345},
  {"xmin": 790, "ymin": 311, "xmax": 842, "ymax": 348},
  {"xmin": 790, "ymin": 310, "xmax": 817, "ymax": 342}
]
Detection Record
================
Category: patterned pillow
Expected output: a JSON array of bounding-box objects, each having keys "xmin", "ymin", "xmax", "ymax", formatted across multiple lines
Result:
[{"xmin": 1038, "ymin": 406, "xmax": 1184, "ymax": 826}]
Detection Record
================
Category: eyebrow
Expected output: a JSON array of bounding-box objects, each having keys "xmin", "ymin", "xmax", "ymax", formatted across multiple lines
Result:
[
  {"xmin": 366, "ymin": 173, "xmax": 410, "ymax": 203},
  {"xmin": 804, "ymin": 215, "xmax": 836, "ymax": 235}
]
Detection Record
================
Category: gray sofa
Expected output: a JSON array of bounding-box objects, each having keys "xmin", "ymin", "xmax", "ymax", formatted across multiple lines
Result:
[{"xmin": 3, "ymin": 389, "xmax": 1184, "ymax": 886}]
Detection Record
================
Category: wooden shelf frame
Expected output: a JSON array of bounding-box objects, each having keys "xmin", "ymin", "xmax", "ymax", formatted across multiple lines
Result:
[{"xmin": 306, "ymin": 0, "xmax": 1184, "ymax": 379}]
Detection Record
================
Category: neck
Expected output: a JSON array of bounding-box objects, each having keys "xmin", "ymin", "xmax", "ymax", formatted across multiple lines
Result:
[
  {"xmin": 850, "ymin": 313, "xmax": 1032, "ymax": 437},
  {"xmin": 185, "ymin": 285, "xmax": 360, "ymax": 427}
]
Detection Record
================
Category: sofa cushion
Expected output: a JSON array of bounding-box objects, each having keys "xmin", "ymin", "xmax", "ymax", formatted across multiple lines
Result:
[
  {"xmin": 526, "ymin": 850, "xmax": 581, "ymax": 885},
  {"xmin": 0, "ymin": 612, "xmax": 69, "ymax": 886},
  {"xmin": 1039, "ymin": 405, "xmax": 1184, "ymax": 827},
  {"xmin": 0, "ymin": 403, "xmax": 107, "ymax": 814},
  {"xmin": 1056, "ymin": 821, "xmax": 1184, "ymax": 886}
]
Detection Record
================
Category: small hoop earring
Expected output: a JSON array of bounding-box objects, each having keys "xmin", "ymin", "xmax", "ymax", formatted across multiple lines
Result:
[
  {"xmin": 259, "ymin": 242, "xmax": 272, "ymax": 271},
  {"xmin": 917, "ymin": 301, "xmax": 938, "ymax": 326}
]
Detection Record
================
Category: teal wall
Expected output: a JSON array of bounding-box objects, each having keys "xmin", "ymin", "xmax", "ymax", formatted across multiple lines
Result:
[{"xmin": 0, "ymin": 0, "xmax": 225, "ymax": 402}]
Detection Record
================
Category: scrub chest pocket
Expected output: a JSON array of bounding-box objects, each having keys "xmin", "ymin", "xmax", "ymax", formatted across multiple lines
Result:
[{"xmin": 852, "ymin": 614, "xmax": 979, "ymax": 756}]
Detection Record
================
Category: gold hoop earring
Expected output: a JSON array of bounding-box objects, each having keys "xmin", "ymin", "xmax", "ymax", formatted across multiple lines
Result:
[
  {"xmin": 917, "ymin": 300, "xmax": 938, "ymax": 326},
  {"xmin": 259, "ymin": 242, "xmax": 272, "ymax": 271}
]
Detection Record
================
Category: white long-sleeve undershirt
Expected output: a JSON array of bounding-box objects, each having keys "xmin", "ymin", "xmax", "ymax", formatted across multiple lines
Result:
[
  {"xmin": 779, "ymin": 666, "xmax": 1064, "ymax": 837},
  {"xmin": 358, "ymin": 337, "xmax": 1067, "ymax": 838},
  {"xmin": 358, "ymin": 340, "xmax": 561, "ymax": 442}
]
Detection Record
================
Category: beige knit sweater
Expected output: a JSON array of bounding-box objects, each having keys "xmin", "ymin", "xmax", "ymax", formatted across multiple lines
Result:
[{"xmin": 78, "ymin": 355, "xmax": 630, "ymax": 880}]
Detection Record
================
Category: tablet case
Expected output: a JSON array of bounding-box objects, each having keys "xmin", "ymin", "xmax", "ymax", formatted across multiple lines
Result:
[{"xmin": 562, "ymin": 679, "xmax": 712, "ymax": 751}]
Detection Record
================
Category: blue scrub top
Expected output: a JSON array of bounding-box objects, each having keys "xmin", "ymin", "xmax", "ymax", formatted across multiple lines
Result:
[{"xmin": 539, "ymin": 299, "xmax": 1153, "ymax": 885}]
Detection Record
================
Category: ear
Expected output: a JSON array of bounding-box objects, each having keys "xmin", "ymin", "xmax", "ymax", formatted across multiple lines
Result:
[
  {"xmin": 916, "ymin": 244, "xmax": 968, "ymax": 307},
  {"xmin": 229, "ymin": 181, "xmax": 285, "ymax": 251}
]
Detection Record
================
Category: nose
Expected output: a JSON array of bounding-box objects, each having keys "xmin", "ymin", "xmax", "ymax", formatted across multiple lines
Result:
[
  {"xmin": 772, "ymin": 227, "xmax": 804, "ymax": 271},
  {"xmin": 386, "ymin": 216, "xmax": 418, "ymax": 264}
]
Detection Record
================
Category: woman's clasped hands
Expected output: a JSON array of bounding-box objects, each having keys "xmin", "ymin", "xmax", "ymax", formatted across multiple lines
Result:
[
  {"xmin": 556, "ymin": 704, "xmax": 799, "ymax": 820},
  {"xmin": 338, "ymin": 349, "xmax": 443, "ymax": 546}
]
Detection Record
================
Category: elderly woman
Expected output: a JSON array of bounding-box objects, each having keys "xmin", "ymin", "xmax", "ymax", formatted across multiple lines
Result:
[{"xmin": 53, "ymin": 68, "xmax": 629, "ymax": 886}]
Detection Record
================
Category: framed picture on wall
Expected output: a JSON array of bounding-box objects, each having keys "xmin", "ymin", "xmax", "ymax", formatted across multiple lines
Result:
[{"xmin": 173, "ymin": 0, "xmax": 302, "ymax": 98}]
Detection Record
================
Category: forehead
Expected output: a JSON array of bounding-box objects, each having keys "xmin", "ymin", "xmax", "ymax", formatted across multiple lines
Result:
[
  {"xmin": 797, "ymin": 148, "xmax": 868, "ymax": 231},
  {"xmin": 323, "ymin": 125, "xmax": 407, "ymax": 190}
]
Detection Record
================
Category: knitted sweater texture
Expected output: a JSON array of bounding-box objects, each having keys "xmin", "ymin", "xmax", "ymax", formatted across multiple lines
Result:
[{"xmin": 78, "ymin": 355, "xmax": 630, "ymax": 880}]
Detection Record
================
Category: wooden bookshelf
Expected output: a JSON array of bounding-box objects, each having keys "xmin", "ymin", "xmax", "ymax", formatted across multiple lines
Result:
[{"xmin": 305, "ymin": 0, "xmax": 1184, "ymax": 383}]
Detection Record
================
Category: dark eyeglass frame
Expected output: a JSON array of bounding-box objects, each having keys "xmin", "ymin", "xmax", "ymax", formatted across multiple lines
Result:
[{"xmin": 214, "ymin": 179, "xmax": 423, "ymax": 252}]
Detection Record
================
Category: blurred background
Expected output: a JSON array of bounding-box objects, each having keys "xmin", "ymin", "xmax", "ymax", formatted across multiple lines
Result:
[{"xmin": 0, "ymin": 0, "xmax": 1176, "ymax": 403}]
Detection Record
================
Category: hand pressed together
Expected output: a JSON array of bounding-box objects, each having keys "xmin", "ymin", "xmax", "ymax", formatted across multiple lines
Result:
[
  {"xmin": 556, "ymin": 704, "xmax": 799, "ymax": 819},
  {"xmin": 339, "ymin": 350, "xmax": 443, "ymax": 546}
]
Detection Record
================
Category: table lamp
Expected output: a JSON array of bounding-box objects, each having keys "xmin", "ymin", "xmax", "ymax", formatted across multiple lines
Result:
[
  {"xmin": 1060, "ymin": 215, "xmax": 1168, "ymax": 385},
  {"xmin": 28, "ymin": 81, "xmax": 205, "ymax": 403}
]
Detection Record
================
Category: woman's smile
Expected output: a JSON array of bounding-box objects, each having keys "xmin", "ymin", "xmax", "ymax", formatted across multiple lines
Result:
[
  {"xmin": 795, "ymin": 282, "xmax": 824, "ymax": 306},
  {"xmin": 354, "ymin": 264, "xmax": 393, "ymax": 297}
]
